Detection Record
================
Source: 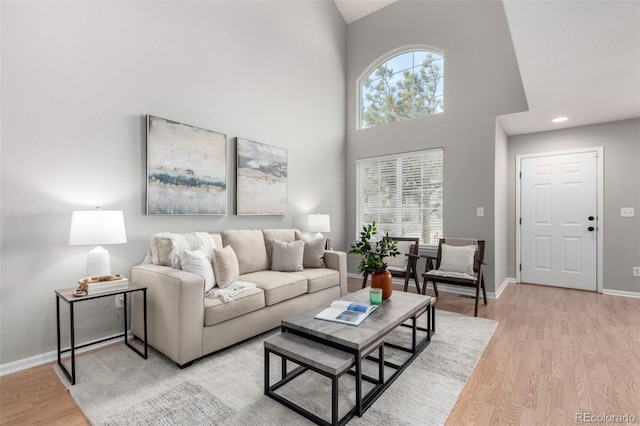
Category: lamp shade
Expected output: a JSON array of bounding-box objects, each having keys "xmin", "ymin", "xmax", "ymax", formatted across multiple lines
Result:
[
  {"xmin": 69, "ymin": 210, "xmax": 127, "ymax": 246},
  {"xmin": 307, "ymin": 214, "xmax": 330, "ymax": 233}
]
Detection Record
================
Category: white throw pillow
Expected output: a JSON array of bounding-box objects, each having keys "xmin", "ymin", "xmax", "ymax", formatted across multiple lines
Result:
[
  {"xmin": 385, "ymin": 241, "xmax": 413, "ymax": 269},
  {"xmin": 212, "ymin": 246, "xmax": 240, "ymax": 289},
  {"xmin": 438, "ymin": 244, "xmax": 476, "ymax": 276},
  {"xmin": 182, "ymin": 249, "xmax": 215, "ymax": 292},
  {"xmin": 271, "ymin": 239, "xmax": 304, "ymax": 272}
]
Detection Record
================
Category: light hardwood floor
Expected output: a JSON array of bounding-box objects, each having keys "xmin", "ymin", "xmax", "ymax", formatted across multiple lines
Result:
[{"xmin": 1, "ymin": 278, "xmax": 639, "ymax": 425}]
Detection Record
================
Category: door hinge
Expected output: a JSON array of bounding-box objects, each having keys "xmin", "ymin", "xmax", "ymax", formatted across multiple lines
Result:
[
  {"xmin": 519, "ymin": 217, "xmax": 522, "ymax": 225},
  {"xmin": 519, "ymin": 263, "xmax": 522, "ymax": 271},
  {"xmin": 519, "ymin": 171, "xmax": 522, "ymax": 179}
]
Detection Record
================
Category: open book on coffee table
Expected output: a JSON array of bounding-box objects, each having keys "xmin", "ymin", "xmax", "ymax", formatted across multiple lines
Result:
[{"xmin": 314, "ymin": 301, "xmax": 379, "ymax": 326}]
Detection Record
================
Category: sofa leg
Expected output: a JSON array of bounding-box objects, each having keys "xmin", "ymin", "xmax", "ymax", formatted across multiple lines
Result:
[{"xmin": 178, "ymin": 361, "xmax": 194, "ymax": 369}]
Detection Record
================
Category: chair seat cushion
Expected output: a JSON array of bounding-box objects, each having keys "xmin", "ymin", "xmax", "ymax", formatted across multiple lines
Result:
[
  {"xmin": 204, "ymin": 287, "xmax": 265, "ymax": 326},
  {"xmin": 425, "ymin": 270, "xmax": 477, "ymax": 281},
  {"xmin": 239, "ymin": 271, "xmax": 307, "ymax": 306},
  {"xmin": 292, "ymin": 268, "xmax": 339, "ymax": 293}
]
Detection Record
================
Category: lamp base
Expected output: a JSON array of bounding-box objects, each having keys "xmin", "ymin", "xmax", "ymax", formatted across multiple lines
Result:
[
  {"xmin": 85, "ymin": 246, "xmax": 112, "ymax": 277},
  {"xmin": 314, "ymin": 232, "xmax": 324, "ymax": 239}
]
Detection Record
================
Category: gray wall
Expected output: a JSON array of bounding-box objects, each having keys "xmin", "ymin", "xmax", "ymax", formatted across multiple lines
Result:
[
  {"xmin": 507, "ymin": 118, "xmax": 640, "ymax": 294},
  {"xmin": 494, "ymin": 121, "xmax": 510, "ymax": 288},
  {"xmin": 0, "ymin": 1, "xmax": 346, "ymax": 365},
  {"xmin": 345, "ymin": 0, "xmax": 528, "ymax": 292}
]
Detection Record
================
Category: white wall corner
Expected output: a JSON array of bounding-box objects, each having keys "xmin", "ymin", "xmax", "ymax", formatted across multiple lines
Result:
[{"xmin": 495, "ymin": 277, "xmax": 515, "ymax": 299}]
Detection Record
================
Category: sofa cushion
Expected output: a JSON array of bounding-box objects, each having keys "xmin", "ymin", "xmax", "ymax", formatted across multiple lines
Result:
[
  {"xmin": 239, "ymin": 270, "xmax": 307, "ymax": 306},
  {"xmin": 293, "ymin": 268, "xmax": 339, "ymax": 293},
  {"xmin": 149, "ymin": 232, "xmax": 217, "ymax": 268},
  {"xmin": 203, "ymin": 287, "xmax": 265, "ymax": 326},
  {"xmin": 212, "ymin": 246, "xmax": 240, "ymax": 288},
  {"xmin": 182, "ymin": 249, "xmax": 215, "ymax": 291},
  {"xmin": 303, "ymin": 238, "xmax": 326, "ymax": 268},
  {"xmin": 262, "ymin": 229, "xmax": 302, "ymax": 266},
  {"xmin": 271, "ymin": 239, "xmax": 304, "ymax": 272},
  {"xmin": 222, "ymin": 230, "xmax": 269, "ymax": 274},
  {"xmin": 149, "ymin": 235, "xmax": 173, "ymax": 266}
]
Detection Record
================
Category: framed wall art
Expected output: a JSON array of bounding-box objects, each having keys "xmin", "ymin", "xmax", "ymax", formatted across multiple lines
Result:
[
  {"xmin": 146, "ymin": 115, "xmax": 227, "ymax": 215},
  {"xmin": 236, "ymin": 138, "xmax": 287, "ymax": 215}
]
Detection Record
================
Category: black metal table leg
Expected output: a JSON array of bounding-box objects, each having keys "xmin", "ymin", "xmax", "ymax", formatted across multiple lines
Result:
[
  {"xmin": 56, "ymin": 296, "xmax": 61, "ymax": 367},
  {"xmin": 356, "ymin": 349, "xmax": 362, "ymax": 416},
  {"xmin": 70, "ymin": 301, "xmax": 76, "ymax": 385},
  {"xmin": 143, "ymin": 289, "xmax": 148, "ymax": 358},
  {"xmin": 123, "ymin": 292, "xmax": 128, "ymax": 344}
]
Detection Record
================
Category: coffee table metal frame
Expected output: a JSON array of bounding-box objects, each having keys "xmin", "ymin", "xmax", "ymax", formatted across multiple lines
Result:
[{"xmin": 267, "ymin": 289, "xmax": 436, "ymax": 425}]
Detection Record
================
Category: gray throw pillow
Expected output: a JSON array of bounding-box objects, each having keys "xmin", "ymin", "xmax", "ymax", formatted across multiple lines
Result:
[
  {"xmin": 303, "ymin": 238, "xmax": 326, "ymax": 268},
  {"xmin": 271, "ymin": 239, "xmax": 304, "ymax": 272}
]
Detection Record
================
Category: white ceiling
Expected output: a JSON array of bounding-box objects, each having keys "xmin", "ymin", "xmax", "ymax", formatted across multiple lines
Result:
[{"xmin": 334, "ymin": 0, "xmax": 640, "ymax": 136}]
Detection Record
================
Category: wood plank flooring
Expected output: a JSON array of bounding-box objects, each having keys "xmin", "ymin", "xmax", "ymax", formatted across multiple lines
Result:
[{"xmin": 1, "ymin": 279, "xmax": 638, "ymax": 425}]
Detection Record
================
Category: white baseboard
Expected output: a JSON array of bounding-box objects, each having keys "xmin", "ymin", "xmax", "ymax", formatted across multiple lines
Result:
[
  {"xmin": 602, "ymin": 288, "xmax": 640, "ymax": 299},
  {"xmin": 0, "ymin": 331, "xmax": 132, "ymax": 377},
  {"xmin": 495, "ymin": 277, "xmax": 515, "ymax": 299}
]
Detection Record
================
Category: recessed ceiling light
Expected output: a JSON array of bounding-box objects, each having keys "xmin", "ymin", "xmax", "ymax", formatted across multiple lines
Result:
[{"xmin": 552, "ymin": 117, "xmax": 568, "ymax": 123}]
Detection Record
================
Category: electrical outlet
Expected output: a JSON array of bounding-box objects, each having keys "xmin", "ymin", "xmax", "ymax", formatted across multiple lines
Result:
[
  {"xmin": 476, "ymin": 207, "xmax": 484, "ymax": 217},
  {"xmin": 115, "ymin": 295, "xmax": 125, "ymax": 308},
  {"xmin": 621, "ymin": 207, "xmax": 635, "ymax": 217},
  {"xmin": 634, "ymin": 267, "xmax": 640, "ymax": 277}
]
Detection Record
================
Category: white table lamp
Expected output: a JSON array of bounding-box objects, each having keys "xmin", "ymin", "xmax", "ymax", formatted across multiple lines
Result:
[
  {"xmin": 69, "ymin": 208, "xmax": 127, "ymax": 277},
  {"xmin": 307, "ymin": 214, "xmax": 330, "ymax": 239}
]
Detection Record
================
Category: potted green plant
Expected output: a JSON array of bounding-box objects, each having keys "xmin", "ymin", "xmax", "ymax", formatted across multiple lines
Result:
[{"xmin": 349, "ymin": 221, "xmax": 400, "ymax": 299}]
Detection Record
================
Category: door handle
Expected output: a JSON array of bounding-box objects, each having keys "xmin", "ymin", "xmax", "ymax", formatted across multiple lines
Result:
[
  {"xmin": 588, "ymin": 216, "xmax": 595, "ymax": 221},
  {"xmin": 588, "ymin": 226, "xmax": 595, "ymax": 232}
]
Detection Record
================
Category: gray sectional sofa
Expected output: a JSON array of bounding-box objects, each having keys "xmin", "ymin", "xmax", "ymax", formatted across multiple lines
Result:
[{"xmin": 131, "ymin": 228, "xmax": 347, "ymax": 367}]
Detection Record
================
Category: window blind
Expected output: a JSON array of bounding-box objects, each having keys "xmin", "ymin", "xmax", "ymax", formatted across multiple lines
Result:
[{"xmin": 355, "ymin": 148, "xmax": 443, "ymax": 246}]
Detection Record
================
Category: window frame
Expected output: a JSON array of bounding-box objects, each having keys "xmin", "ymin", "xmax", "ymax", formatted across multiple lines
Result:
[
  {"xmin": 356, "ymin": 44, "xmax": 445, "ymax": 131},
  {"xmin": 355, "ymin": 148, "xmax": 444, "ymax": 250}
]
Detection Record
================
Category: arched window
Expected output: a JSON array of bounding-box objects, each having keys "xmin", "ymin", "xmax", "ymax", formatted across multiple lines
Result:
[{"xmin": 359, "ymin": 48, "xmax": 444, "ymax": 129}]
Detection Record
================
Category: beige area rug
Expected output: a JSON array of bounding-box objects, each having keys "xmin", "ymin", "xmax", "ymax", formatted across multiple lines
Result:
[{"xmin": 55, "ymin": 310, "xmax": 497, "ymax": 425}]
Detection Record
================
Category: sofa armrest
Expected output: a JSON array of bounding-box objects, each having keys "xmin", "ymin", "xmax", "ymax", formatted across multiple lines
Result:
[
  {"xmin": 131, "ymin": 264, "xmax": 205, "ymax": 366},
  {"xmin": 323, "ymin": 250, "xmax": 348, "ymax": 296}
]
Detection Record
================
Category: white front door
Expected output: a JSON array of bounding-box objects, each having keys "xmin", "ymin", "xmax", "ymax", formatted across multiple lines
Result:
[{"xmin": 520, "ymin": 151, "xmax": 598, "ymax": 291}]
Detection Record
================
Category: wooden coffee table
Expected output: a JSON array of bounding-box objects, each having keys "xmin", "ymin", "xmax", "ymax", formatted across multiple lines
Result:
[{"xmin": 264, "ymin": 289, "xmax": 435, "ymax": 425}]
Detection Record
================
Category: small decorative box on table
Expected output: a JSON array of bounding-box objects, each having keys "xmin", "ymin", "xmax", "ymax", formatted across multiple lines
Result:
[{"xmin": 55, "ymin": 283, "xmax": 148, "ymax": 385}]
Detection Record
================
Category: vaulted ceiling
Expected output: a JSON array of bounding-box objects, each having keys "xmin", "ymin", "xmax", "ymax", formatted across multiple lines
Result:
[{"xmin": 333, "ymin": 0, "xmax": 640, "ymax": 136}]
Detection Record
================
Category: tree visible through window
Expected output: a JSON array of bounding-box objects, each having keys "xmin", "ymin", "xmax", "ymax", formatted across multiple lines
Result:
[
  {"xmin": 360, "ymin": 50, "xmax": 444, "ymax": 129},
  {"xmin": 356, "ymin": 149, "xmax": 443, "ymax": 246}
]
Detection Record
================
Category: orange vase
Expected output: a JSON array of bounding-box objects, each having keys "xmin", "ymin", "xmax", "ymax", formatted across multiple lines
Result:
[{"xmin": 371, "ymin": 270, "xmax": 393, "ymax": 299}]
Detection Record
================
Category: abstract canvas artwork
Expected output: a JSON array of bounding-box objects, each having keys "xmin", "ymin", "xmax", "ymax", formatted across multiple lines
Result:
[
  {"xmin": 146, "ymin": 115, "xmax": 227, "ymax": 215},
  {"xmin": 236, "ymin": 138, "xmax": 287, "ymax": 215}
]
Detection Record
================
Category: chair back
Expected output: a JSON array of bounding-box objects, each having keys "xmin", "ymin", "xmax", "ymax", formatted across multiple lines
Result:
[
  {"xmin": 385, "ymin": 237, "xmax": 419, "ymax": 270},
  {"xmin": 436, "ymin": 238, "xmax": 485, "ymax": 272},
  {"xmin": 391, "ymin": 237, "xmax": 420, "ymax": 255}
]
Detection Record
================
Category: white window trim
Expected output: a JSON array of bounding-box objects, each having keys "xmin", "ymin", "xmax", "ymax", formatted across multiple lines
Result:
[
  {"xmin": 355, "ymin": 147, "xmax": 444, "ymax": 248},
  {"xmin": 356, "ymin": 44, "xmax": 445, "ymax": 131}
]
